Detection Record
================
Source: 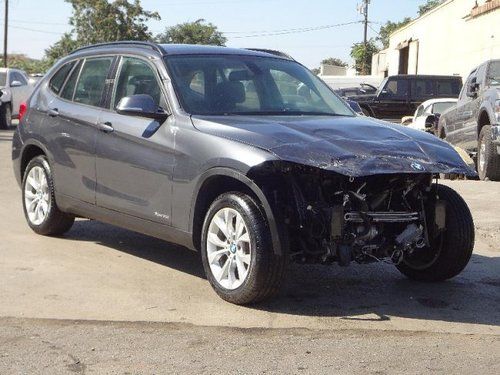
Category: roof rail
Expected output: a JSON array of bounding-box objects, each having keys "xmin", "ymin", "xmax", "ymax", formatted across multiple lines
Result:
[
  {"xmin": 70, "ymin": 41, "xmax": 165, "ymax": 56},
  {"xmin": 245, "ymin": 48, "xmax": 294, "ymax": 61}
]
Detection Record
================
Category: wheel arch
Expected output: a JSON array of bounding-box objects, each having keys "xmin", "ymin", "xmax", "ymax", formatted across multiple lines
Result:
[
  {"xmin": 190, "ymin": 167, "xmax": 283, "ymax": 255},
  {"xmin": 477, "ymin": 109, "xmax": 492, "ymax": 135},
  {"xmin": 20, "ymin": 141, "xmax": 48, "ymax": 180}
]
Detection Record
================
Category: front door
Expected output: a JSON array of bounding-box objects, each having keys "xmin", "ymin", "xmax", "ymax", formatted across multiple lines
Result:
[
  {"xmin": 95, "ymin": 56, "xmax": 175, "ymax": 224},
  {"xmin": 375, "ymin": 77, "xmax": 410, "ymax": 119},
  {"xmin": 9, "ymin": 71, "xmax": 32, "ymax": 116}
]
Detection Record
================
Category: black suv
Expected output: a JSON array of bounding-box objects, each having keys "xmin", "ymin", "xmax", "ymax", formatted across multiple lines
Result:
[
  {"xmin": 12, "ymin": 42, "xmax": 475, "ymax": 304},
  {"xmin": 438, "ymin": 59, "xmax": 500, "ymax": 181},
  {"xmin": 348, "ymin": 75, "xmax": 462, "ymax": 120}
]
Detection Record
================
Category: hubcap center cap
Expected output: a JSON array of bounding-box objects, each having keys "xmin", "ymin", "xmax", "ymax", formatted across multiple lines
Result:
[{"xmin": 229, "ymin": 243, "xmax": 237, "ymax": 254}]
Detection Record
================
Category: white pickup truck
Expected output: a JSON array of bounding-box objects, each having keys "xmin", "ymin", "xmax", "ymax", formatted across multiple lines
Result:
[{"xmin": 0, "ymin": 68, "xmax": 35, "ymax": 129}]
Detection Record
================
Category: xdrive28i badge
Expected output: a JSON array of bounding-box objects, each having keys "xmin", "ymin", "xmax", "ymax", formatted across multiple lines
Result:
[{"xmin": 410, "ymin": 162, "xmax": 425, "ymax": 171}]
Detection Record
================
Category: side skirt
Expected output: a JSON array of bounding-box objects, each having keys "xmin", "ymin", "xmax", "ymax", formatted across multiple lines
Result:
[{"xmin": 56, "ymin": 193, "xmax": 195, "ymax": 250}]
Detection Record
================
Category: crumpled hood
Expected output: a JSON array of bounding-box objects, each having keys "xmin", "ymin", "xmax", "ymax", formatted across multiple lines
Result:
[{"xmin": 191, "ymin": 115, "xmax": 476, "ymax": 177}]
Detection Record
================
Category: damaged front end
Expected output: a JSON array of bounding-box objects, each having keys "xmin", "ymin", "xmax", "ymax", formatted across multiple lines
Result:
[{"xmin": 250, "ymin": 162, "xmax": 446, "ymax": 267}]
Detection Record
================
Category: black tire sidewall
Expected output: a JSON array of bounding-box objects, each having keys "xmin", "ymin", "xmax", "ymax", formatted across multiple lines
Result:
[
  {"xmin": 397, "ymin": 184, "xmax": 474, "ymax": 281},
  {"xmin": 0, "ymin": 104, "xmax": 11, "ymax": 129},
  {"xmin": 22, "ymin": 156, "xmax": 57, "ymax": 234},
  {"xmin": 200, "ymin": 192, "xmax": 272, "ymax": 304}
]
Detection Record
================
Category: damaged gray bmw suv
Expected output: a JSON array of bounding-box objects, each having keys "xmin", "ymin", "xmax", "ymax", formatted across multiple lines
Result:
[{"xmin": 12, "ymin": 42, "xmax": 476, "ymax": 304}]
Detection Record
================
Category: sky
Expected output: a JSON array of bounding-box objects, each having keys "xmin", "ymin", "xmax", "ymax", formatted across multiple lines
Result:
[{"xmin": 2, "ymin": 0, "xmax": 430, "ymax": 68}]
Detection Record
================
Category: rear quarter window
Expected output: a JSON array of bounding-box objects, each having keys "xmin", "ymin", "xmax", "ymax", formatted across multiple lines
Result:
[{"xmin": 49, "ymin": 61, "xmax": 77, "ymax": 94}]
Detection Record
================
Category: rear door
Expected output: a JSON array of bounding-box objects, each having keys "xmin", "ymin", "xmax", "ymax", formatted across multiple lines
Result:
[
  {"xmin": 95, "ymin": 55, "xmax": 175, "ymax": 224},
  {"xmin": 375, "ymin": 77, "xmax": 410, "ymax": 119},
  {"xmin": 44, "ymin": 56, "xmax": 115, "ymax": 203},
  {"xmin": 409, "ymin": 78, "xmax": 434, "ymax": 114}
]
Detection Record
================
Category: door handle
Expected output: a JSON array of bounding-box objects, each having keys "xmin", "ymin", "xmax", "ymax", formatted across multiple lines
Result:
[
  {"xmin": 47, "ymin": 108, "xmax": 59, "ymax": 117},
  {"xmin": 97, "ymin": 121, "xmax": 114, "ymax": 133}
]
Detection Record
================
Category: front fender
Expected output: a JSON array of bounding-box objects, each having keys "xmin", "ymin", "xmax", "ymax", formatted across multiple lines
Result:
[{"xmin": 189, "ymin": 166, "xmax": 284, "ymax": 255}]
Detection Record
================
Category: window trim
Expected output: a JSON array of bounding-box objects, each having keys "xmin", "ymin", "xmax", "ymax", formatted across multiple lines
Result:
[
  {"xmin": 60, "ymin": 60, "xmax": 83, "ymax": 102},
  {"xmin": 49, "ymin": 60, "xmax": 78, "ymax": 95}
]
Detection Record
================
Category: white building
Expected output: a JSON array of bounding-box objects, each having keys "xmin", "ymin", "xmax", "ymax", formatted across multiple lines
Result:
[{"xmin": 372, "ymin": 0, "xmax": 500, "ymax": 80}]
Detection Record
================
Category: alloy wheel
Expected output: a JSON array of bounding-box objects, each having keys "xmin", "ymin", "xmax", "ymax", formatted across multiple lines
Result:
[
  {"xmin": 206, "ymin": 207, "xmax": 252, "ymax": 290},
  {"xmin": 24, "ymin": 166, "xmax": 50, "ymax": 225}
]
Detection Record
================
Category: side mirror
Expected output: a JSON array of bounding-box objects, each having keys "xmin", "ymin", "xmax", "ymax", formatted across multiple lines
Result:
[
  {"xmin": 116, "ymin": 94, "xmax": 169, "ymax": 122},
  {"xmin": 10, "ymin": 80, "xmax": 23, "ymax": 87}
]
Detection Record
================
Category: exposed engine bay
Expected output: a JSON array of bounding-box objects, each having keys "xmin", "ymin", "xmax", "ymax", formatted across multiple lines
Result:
[{"xmin": 251, "ymin": 162, "xmax": 447, "ymax": 266}]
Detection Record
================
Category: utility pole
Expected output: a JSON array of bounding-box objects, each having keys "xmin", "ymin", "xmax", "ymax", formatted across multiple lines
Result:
[
  {"xmin": 3, "ymin": 0, "xmax": 8, "ymax": 68},
  {"xmin": 362, "ymin": 0, "xmax": 370, "ymax": 75}
]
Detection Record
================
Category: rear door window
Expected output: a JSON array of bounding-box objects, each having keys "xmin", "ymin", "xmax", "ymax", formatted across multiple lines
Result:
[
  {"xmin": 49, "ymin": 61, "xmax": 77, "ymax": 94},
  {"xmin": 73, "ymin": 57, "xmax": 114, "ymax": 107},
  {"xmin": 411, "ymin": 79, "xmax": 433, "ymax": 99}
]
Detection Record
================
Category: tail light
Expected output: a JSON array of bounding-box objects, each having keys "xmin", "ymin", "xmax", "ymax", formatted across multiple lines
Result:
[{"xmin": 19, "ymin": 102, "xmax": 27, "ymax": 122}]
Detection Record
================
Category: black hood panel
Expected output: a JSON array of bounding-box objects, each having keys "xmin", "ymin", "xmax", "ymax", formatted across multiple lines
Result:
[{"xmin": 191, "ymin": 115, "xmax": 476, "ymax": 177}]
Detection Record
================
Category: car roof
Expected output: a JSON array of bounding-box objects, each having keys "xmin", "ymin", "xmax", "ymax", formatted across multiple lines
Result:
[{"xmin": 419, "ymin": 98, "xmax": 458, "ymax": 107}]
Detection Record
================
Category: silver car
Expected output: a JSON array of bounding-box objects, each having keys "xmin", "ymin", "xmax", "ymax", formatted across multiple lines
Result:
[{"xmin": 0, "ymin": 68, "xmax": 34, "ymax": 129}]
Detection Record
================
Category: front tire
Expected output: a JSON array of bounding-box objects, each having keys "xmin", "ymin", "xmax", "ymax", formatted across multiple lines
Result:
[
  {"xmin": 478, "ymin": 125, "xmax": 500, "ymax": 181},
  {"xmin": 22, "ymin": 156, "xmax": 75, "ymax": 235},
  {"xmin": 201, "ymin": 192, "xmax": 286, "ymax": 304},
  {"xmin": 397, "ymin": 184, "xmax": 474, "ymax": 281}
]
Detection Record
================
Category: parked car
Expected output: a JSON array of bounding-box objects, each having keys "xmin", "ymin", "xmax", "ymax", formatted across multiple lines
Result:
[
  {"xmin": 438, "ymin": 60, "xmax": 500, "ymax": 181},
  {"xmin": 12, "ymin": 42, "xmax": 475, "ymax": 305},
  {"xmin": 347, "ymin": 75, "xmax": 462, "ymax": 121},
  {"xmin": 0, "ymin": 68, "xmax": 35, "ymax": 129},
  {"xmin": 402, "ymin": 98, "xmax": 458, "ymax": 133},
  {"xmin": 334, "ymin": 83, "xmax": 378, "ymax": 98}
]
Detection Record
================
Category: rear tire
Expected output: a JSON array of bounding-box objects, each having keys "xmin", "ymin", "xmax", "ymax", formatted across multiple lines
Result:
[
  {"xmin": 477, "ymin": 125, "xmax": 500, "ymax": 181},
  {"xmin": 201, "ymin": 192, "xmax": 286, "ymax": 305},
  {"xmin": 397, "ymin": 184, "xmax": 474, "ymax": 282},
  {"xmin": 0, "ymin": 104, "xmax": 11, "ymax": 129},
  {"xmin": 22, "ymin": 156, "xmax": 75, "ymax": 236}
]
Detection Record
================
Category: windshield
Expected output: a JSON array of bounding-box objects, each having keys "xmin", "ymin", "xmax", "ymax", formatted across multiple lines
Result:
[
  {"xmin": 487, "ymin": 61, "xmax": 500, "ymax": 86},
  {"xmin": 0, "ymin": 72, "xmax": 6, "ymax": 87},
  {"xmin": 164, "ymin": 55, "xmax": 354, "ymax": 116},
  {"xmin": 432, "ymin": 101, "xmax": 455, "ymax": 114}
]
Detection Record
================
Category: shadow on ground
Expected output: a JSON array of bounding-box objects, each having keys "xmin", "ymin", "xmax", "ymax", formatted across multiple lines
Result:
[{"xmin": 61, "ymin": 218, "xmax": 500, "ymax": 327}]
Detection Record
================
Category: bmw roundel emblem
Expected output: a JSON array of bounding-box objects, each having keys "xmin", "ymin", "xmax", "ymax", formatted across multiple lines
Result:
[{"xmin": 411, "ymin": 162, "xmax": 424, "ymax": 171}]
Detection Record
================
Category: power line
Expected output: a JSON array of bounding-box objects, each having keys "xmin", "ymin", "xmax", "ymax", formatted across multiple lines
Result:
[
  {"xmin": 229, "ymin": 21, "xmax": 362, "ymax": 39},
  {"xmin": 9, "ymin": 24, "xmax": 65, "ymax": 35}
]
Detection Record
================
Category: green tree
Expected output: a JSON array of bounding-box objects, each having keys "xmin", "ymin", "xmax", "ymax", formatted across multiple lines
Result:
[
  {"xmin": 350, "ymin": 39, "xmax": 379, "ymax": 75},
  {"xmin": 320, "ymin": 57, "xmax": 348, "ymax": 67},
  {"xmin": 45, "ymin": 33, "xmax": 79, "ymax": 65},
  {"xmin": 156, "ymin": 19, "xmax": 226, "ymax": 46},
  {"xmin": 45, "ymin": 0, "xmax": 160, "ymax": 63},
  {"xmin": 377, "ymin": 17, "xmax": 412, "ymax": 49},
  {"xmin": 418, "ymin": 0, "xmax": 445, "ymax": 16},
  {"xmin": 0, "ymin": 54, "xmax": 51, "ymax": 74}
]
